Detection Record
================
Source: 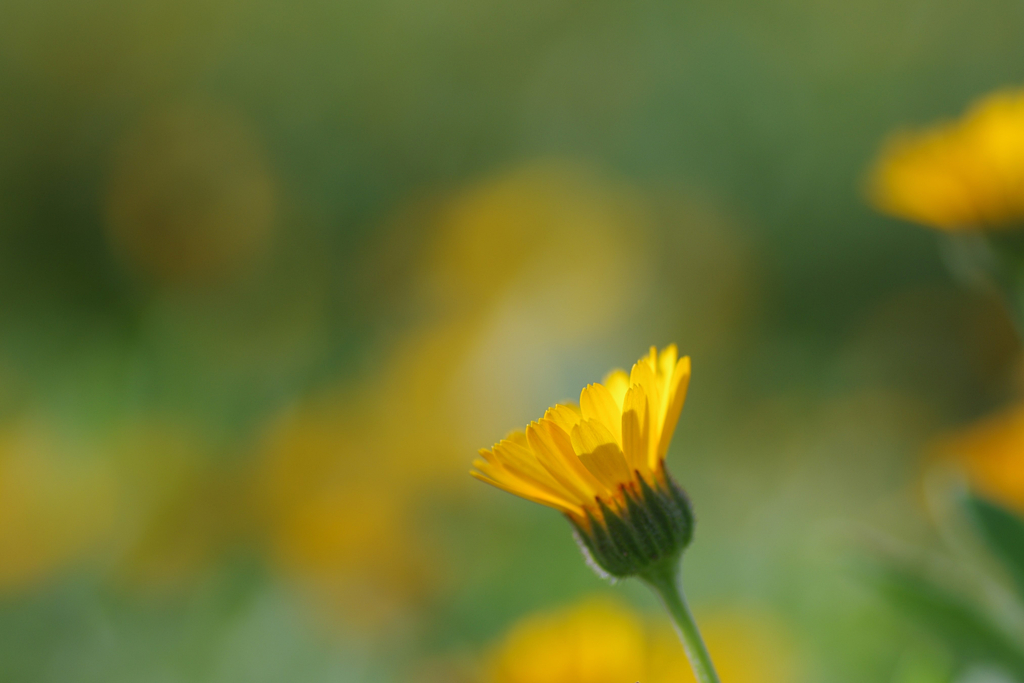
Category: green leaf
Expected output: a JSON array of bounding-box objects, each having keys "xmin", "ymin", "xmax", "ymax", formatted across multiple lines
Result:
[
  {"xmin": 868, "ymin": 562, "xmax": 1024, "ymax": 678},
  {"xmin": 891, "ymin": 646, "xmax": 953, "ymax": 683},
  {"xmin": 965, "ymin": 495, "xmax": 1024, "ymax": 597}
]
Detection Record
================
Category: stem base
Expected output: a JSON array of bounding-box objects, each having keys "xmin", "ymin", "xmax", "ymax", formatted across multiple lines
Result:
[{"xmin": 639, "ymin": 556, "xmax": 721, "ymax": 683}]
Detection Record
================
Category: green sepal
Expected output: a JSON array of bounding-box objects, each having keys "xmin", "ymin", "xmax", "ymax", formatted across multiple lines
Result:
[
  {"xmin": 638, "ymin": 474, "xmax": 682, "ymax": 552},
  {"xmin": 568, "ymin": 468, "xmax": 695, "ymax": 580},
  {"xmin": 666, "ymin": 476, "xmax": 695, "ymax": 548},
  {"xmin": 598, "ymin": 498, "xmax": 644, "ymax": 574},
  {"xmin": 582, "ymin": 508, "xmax": 632, "ymax": 577},
  {"xmin": 623, "ymin": 485, "xmax": 665, "ymax": 561}
]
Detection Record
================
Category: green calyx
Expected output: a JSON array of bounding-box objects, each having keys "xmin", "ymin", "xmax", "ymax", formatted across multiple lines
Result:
[{"xmin": 568, "ymin": 469, "xmax": 694, "ymax": 580}]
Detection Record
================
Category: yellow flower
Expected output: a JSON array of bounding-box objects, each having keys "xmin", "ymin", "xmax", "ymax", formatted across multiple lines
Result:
[
  {"xmin": 932, "ymin": 402, "xmax": 1024, "ymax": 514},
  {"xmin": 0, "ymin": 425, "xmax": 115, "ymax": 591},
  {"xmin": 648, "ymin": 610, "xmax": 798, "ymax": 683},
  {"xmin": 486, "ymin": 598, "xmax": 798, "ymax": 683},
  {"xmin": 869, "ymin": 88, "xmax": 1024, "ymax": 230},
  {"xmin": 106, "ymin": 421, "xmax": 241, "ymax": 592},
  {"xmin": 471, "ymin": 344, "xmax": 693, "ymax": 578},
  {"xmin": 255, "ymin": 395, "xmax": 437, "ymax": 630},
  {"xmin": 488, "ymin": 599, "xmax": 646, "ymax": 683}
]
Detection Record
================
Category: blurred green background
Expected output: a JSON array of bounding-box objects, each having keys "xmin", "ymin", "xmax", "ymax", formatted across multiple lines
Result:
[{"xmin": 2, "ymin": 0, "xmax": 1024, "ymax": 681}]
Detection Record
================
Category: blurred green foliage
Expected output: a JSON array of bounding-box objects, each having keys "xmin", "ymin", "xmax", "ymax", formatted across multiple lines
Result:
[{"xmin": 872, "ymin": 495, "xmax": 1024, "ymax": 683}]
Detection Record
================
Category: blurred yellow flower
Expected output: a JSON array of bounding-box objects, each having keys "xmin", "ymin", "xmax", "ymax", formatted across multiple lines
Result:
[
  {"xmin": 106, "ymin": 421, "xmax": 242, "ymax": 591},
  {"xmin": 421, "ymin": 161, "xmax": 649, "ymax": 332},
  {"xmin": 869, "ymin": 88, "xmax": 1024, "ymax": 230},
  {"xmin": 410, "ymin": 162, "xmax": 653, "ymax": 451},
  {"xmin": 255, "ymin": 393, "xmax": 437, "ymax": 629},
  {"xmin": 0, "ymin": 425, "xmax": 115, "ymax": 591},
  {"xmin": 472, "ymin": 344, "xmax": 689, "ymax": 523},
  {"xmin": 932, "ymin": 403, "xmax": 1024, "ymax": 514},
  {"xmin": 488, "ymin": 599, "xmax": 646, "ymax": 683},
  {"xmin": 0, "ymin": 417, "xmax": 248, "ymax": 594},
  {"xmin": 256, "ymin": 163, "xmax": 656, "ymax": 627},
  {"xmin": 647, "ymin": 609, "xmax": 798, "ymax": 683},
  {"xmin": 486, "ymin": 598, "xmax": 797, "ymax": 683}
]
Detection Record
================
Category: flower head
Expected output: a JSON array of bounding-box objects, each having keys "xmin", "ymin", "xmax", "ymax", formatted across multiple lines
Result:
[
  {"xmin": 868, "ymin": 88, "xmax": 1024, "ymax": 231},
  {"xmin": 932, "ymin": 402, "xmax": 1024, "ymax": 515},
  {"xmin": 471, "ymin": 345, "xmax": 694, "ymax": 578}
]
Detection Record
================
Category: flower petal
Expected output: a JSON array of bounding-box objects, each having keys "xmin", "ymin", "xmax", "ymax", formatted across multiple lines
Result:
[
  {"xmin": 544, "ymin": 403, "xmax": 583, "ymax": 434},
  {"xmin": 526, "ymin": 420, "xmax": 605, "ymax": 500},
  {"xmin": 578, "ymin": 444, "xmax": 633, "ymax": 491},
  {"xmin": 621, "ymin": 385, "xmax": 651, "ymax": 477},
  {"xmin": 658, "ymin": 344, "xmax": 678, "ymax": 380},
  {"xmin": 580, "ymin": 383, "xmax": 622, "ymax": 445},
  {"xmin": 629, "ymin": 359, "xmax": 662, "ymax": 461},
  {"xmin": 571, "ymin": 419, "xmax": 632, "ymax": 489},
  {"xmin": 470, "ymin": 470, "xmax": 582, "ymax": 516},
  {"xmin": 656, "ymin": 356, "xmax": 691, "ymax": 462},
  {"xmin": 602, "ymin": 369, "xmax": 630, "ymax": 409},
  {"xmin": 492, "ymin": 439, "xmax": 574, "ymax": 498}
]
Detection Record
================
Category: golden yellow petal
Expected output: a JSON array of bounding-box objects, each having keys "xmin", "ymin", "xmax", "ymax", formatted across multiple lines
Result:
[
  {"xmin": 571, "ymin": 416, "xmax": 616, "ymax": 453},
  {"xmin": 571, "ymin": 419, "xmax": 633, "ymax": 489},
  {"xmin": 526, "ymin": 421, "xmax": 603, "ymax": 501},
  {"xmin": 544, "ymin": 403, "xmax": 583, "ymax": 434},
  {"xmin": 492, "ymin": 439, "xmax": 576, "ymax": 498},
  {"xmin": 505, "ymin": 430, "xmax": 530, "ymax": 448},
  {"xmin": 577, "ymin": 445, "xmax": 633, "ymax": 491},
  {"xmin": 472, "ymin": 457, "xmax": 520, "ymax": 485},
  {"xmin": 658, "ymin": 344, "xmax": 678, "ymax": 379},
  {"xmin": 538, "ymin": 418, "xmax": 610, "ymax": 496},
  {"xmin": 621, "ymin": 384, "xmax": 651, "ymax": 477},
  {"xmin": 656, "ymin": 356, "xmax": 691, "ymax": 463},
  {"xmin": 656, "ymin": 344, "xmax": 678, "ymax": 416},
  {"xmin": 630, "ymin": 359, "xmax": 662, "ymax": 460},
  {"xmin": 480, "ymin": 448, "xmax": 513, "ymax": 472},
  {"xmin": 469, "ymin": 470, "xmax": 581, "ymax": 516},
  {"xmin": 602, "ymin": 369, "xmax": 630, "ymax": 409},
  {"xmin": 473, "ymin": 456, "xmax": 580, "ymax": 508},
  {"xmin": 580, "ymin": 383, "xmax": 622, "ymax": 445}
]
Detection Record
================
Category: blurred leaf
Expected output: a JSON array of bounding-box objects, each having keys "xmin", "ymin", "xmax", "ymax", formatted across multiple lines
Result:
[
  {"xmin": 966, "ymin": 495, "xmax": 1024, "ymax": 598},
  {"xmin": 891, "ymin": 646, "xmax": 954, "ymax": 683},
  {"xmin": 870, "ymin": 562, "xmax": 1024, "ymax": 679}
]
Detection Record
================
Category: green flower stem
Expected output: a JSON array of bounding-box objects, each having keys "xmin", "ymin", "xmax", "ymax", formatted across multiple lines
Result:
[{"xmin": 641, "ymin": 557, "xmax": 721, "ymax": 683}]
